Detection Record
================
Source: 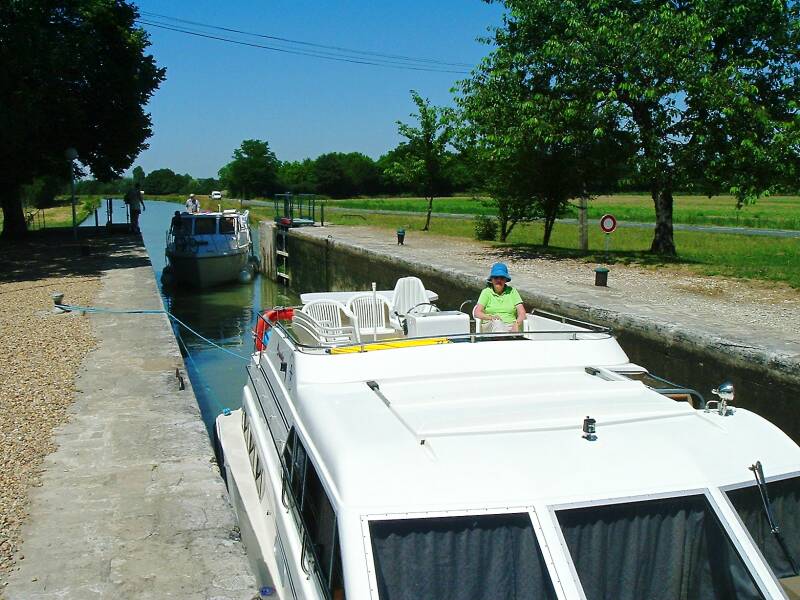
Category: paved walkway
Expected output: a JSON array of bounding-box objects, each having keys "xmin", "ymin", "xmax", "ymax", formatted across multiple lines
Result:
[
  {"xmin": 294, "ymin": 225, "xmax": 800, "ymax": 385},
  {"xmin": 3, "ymin": 243, "xmax": 255, "ymax": 599}
]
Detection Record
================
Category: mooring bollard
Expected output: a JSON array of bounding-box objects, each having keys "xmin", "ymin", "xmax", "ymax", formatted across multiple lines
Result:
[
  {"xmin": 396, "ymin": 228, "xmax": 405, "ymax": 245},
  {"xmin": 594, "ymin": 267, "xmax": 609, "ymax": 287}
]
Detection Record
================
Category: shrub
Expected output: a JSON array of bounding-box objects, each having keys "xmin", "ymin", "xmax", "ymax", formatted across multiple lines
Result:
[{"xmin": 474, "ymin": 214, "xmax": 498, "ymax": 241}]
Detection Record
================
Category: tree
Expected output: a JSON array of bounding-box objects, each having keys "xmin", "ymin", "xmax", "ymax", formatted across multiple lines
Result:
[
  {"xmin": 483, "ymin": 0, "xmax": 800, "ymax": 255},
  {"xmin": 132, "ymin": 166, "xmax": 146, "ymax": 187},
  {"xmin": 387, "ymin": 91, "xmax": 454, "ymax": 231},
  {"xmin": 457, "ymin": 44, "xmax": 629, "ymax": 244},
  {"xmin": 219, "ymin": 140, "xmax": 280, "ymax": 199},
  {"xmin": 0, "ymin": 0, "xmax": 165, "ymax": 239},
  {"xmin": 311, "ymin": 152, "xmax": 381, "ymax": 198},
  {"xmin": 278, "ymin": 159, "xmax": 318, "ymax": 194},
  {"xmin": 144, "ymin": 168, "xmax": 182, "ymax": 195}
]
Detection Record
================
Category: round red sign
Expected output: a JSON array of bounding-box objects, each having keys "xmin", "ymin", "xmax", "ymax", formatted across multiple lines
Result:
[{"xmin": 600, "ymin": 214, "xmax": 617, "ymax": 234}]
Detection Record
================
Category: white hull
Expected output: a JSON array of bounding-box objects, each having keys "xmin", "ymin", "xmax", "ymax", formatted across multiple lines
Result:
[{"xmin": 167, "ymin": 250, "xmax": 249, "ymax": 288}]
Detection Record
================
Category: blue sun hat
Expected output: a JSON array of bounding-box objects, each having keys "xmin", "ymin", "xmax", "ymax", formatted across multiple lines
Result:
[{"xmin": 488, "ymin": 262, "xmax": 511, "ymax": 282}]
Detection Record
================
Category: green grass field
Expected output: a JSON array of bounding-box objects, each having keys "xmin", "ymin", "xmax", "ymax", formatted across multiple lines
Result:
[
  {"xmin": 0, "ymin": 196, "xmax": 102, "ymax": 230},
  {"xmin": 327, "ymin": 194, "xmax": 800, "ymax": 230},
  {"xmin": 326, "ymin": 211, "xmax": 800, "ymax": 289}
]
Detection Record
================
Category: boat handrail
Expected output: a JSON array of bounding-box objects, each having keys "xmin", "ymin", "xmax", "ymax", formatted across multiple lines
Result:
[{"xmin": 254, "ymin": 308, "xmax": 613, "ymax": 355}]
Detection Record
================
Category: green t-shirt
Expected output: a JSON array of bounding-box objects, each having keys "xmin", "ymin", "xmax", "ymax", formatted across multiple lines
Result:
[{"xmin": 477, "ymin": 285, "xmax": 523, "ymax": 324}]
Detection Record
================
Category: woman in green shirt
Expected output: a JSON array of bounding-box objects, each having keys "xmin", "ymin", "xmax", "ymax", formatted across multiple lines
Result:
[{"xmin": 474, "ymin": 262, "xmax": 526, "ymax": 332}]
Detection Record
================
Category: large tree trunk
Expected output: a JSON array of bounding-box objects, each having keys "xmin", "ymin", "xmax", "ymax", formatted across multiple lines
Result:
[
  {"xmin": 650, "ymin": 188, "xmax": 676, "ymax": 255},
  {"xmin": 423, "ymin": 195, "xmax": 433, "ymax": 231},
  {"xmin": 542, "ymin": 214, "xmax": 556, "ymax": 247},
  {"xmin": 1, "ymin": 186, "xmax": 28, "ymax": 240}
]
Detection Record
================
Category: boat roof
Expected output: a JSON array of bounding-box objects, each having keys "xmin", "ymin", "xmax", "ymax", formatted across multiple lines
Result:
[{"xmin": 266, "ymin": 332, "xmax": 800, "ymax": 515}]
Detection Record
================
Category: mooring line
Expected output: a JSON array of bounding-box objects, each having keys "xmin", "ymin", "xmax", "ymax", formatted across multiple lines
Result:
[{"xmin": 55, "ymin": 303, "xmax": 251, "ymax": 361}]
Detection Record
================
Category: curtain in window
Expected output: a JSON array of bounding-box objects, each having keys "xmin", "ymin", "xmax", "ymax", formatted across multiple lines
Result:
[
  {"xmin": 369, "ymin": 512, "xmax": 556, "ymax": 600},
  {"xmin": 728, "ymin": 477, "xmax": 800, "ymax": 579},
  {"xmin": 557, "ymin": 495, "xmax": 764, "ymax": 600}
]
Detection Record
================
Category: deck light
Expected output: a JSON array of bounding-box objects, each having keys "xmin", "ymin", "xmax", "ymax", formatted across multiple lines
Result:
[{"xmin": 582, "ymin": 416, "xmax": 597, "ymax": 441}]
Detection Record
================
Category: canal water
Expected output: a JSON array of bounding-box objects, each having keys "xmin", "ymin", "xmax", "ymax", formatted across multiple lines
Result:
[{"xmin": 135, "ymin": 200, "xmax": 299, "ymax": 432}]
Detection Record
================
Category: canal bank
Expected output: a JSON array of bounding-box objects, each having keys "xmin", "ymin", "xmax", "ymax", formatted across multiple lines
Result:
[
  {"xmin": 3, "ymin": 236, "xmax": 255, "ymax": 599},
  {"xmin": 281, "ymin": 224, "xmax": 800, "ymax": 442}
]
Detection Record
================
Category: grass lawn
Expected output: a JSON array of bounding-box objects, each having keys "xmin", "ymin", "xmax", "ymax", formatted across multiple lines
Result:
[
  {"xmin": 327, "ymin": 194, "xmax": 800, "ymax": 230},
  {"xmin": 327, "ymin": 211, "xmax": 800, "ymax": 289},
  {"xmin": 0, "ymin": 196, "xmax": 102, "ymax": 230}
]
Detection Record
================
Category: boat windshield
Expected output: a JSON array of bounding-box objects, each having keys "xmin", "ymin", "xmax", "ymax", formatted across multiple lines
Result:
[
  {"xmin": 557, "ymin": 495, "xmax": 765, "ymax": 600},
  {"xmin": 193, "ymin": 217, "xmax": 216, "ymax": 235},
  {"xmin": 368, "ymin": 513, "xmax": 557, "ymax": 600},
  {"xmin": 727, "ymin": 476, "xmax": 800, "ymax": 582},
  {"xmin": 219, "ymin": 216, "xmax": 236, "ymax": 234}
]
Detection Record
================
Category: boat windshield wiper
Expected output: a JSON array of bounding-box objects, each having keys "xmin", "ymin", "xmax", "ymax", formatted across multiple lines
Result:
[{"xmin": 749, "ymin": 461, "xmax": 800, "ymax": 576}]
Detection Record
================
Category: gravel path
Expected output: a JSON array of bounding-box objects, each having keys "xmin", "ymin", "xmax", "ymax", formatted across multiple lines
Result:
[{"xmin": 0, "ymin": 242, "xmax": 101, "ymax": 587}]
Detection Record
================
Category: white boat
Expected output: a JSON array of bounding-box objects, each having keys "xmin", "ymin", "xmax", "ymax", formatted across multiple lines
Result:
[
  {"xmin": 216, "ymin": 277, "xmax": 800, "ymax": 600},
  {"xmin": 164, "ymin": 209, "xmax": 254, "ymax": 288}
]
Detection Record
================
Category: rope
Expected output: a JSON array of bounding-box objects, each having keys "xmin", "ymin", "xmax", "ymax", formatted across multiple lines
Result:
[
  {"xmin": 56, "ymin": 301, "xmax": 239, "ymax": 417},
  {"xmin": 55, "ymin": 303, "xmax": 251, "ymax": 361}
]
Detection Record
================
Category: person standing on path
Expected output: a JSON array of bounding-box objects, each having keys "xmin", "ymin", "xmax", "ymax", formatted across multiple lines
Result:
[
  {"xmin": 474, "ymin": 262, "xmax": 526, "ymax": 332},
  {"xmin": 185, "ymin": 193, "xmax": 199, "ymax": 213},
  {"xmin": 125, "ymin": 183, "xmax": 145, "ymax": 233}
]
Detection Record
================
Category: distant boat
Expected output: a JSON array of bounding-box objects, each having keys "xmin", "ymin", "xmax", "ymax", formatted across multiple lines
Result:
[{"xmin": 164, "ymin": 209, "xmax": 254, "ymax": 288}]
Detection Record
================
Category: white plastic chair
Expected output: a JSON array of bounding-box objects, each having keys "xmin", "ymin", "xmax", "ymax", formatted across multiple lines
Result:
[
  {"xmin": 292, "ymin": 310, "xmax": 360, "ymax": 347},
  {"xmin": 302, "ymin": 299, "xmax": 356, "ymax": 330},
  {"xmin": 347, "ymin": 293, "xmax": 399, "ymax": 341},
  {"xmin": 391, "ymin": 276, "xmax": 438, "ymax": 329}
]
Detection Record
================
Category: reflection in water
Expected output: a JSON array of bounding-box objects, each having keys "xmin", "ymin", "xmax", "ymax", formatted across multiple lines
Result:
[{"xmin": 139, "ymin": 201, "xmax": 299, "ymax": 433}]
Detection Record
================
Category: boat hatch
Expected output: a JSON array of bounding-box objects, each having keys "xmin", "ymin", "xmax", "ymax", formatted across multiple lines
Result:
[
  {"xmin": 367, "ymin": 368, "xmax": 693, "ymax": 440},
  {"xmin": 556, "ymin": 494, "xmax": 766, "ymax": 600},
  {"xmin": 727, "ymin": 474, "xmax": 800, "ymax": 594},
  {"xmin": 368, "ymin": 512, "xmax": 556, "ymax": 599}
]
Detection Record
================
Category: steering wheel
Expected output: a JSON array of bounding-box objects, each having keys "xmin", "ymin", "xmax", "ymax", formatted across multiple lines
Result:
[{"xmin": 407, "ymin": 302, "xmax": 440, "ymax": 315}]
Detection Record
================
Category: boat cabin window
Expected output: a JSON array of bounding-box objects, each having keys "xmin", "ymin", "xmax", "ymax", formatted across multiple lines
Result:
[
  {"xmin": 282, "ymin": 428, "xmax": 345, "ymax": 599},
  {"xmin": 727, "ymin": 476, "xmax": 800, "ymax": 581},
  {"xmin": 219, "ymin": 216, "xmax": 236, "ymax": 234},
  {"xmin": 193, "ymin": 217, "xmax": 216, "ymax": 235},
  {"xmin": 368, "ymin": 513, "xmax": 556, "ymax": 600},
  {"xmin": 556, "ymin": 495, "xmax": 765, "ymax": 600}
]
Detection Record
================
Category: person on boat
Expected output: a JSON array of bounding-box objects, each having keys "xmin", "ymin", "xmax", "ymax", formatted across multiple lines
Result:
[
  {"xmin": 185, "ymin": 193, "xmax": 199, "ymax": 213},
  {"xmin": 170, "ymin": 211, "xmax": 183, "ymax": 234},
  {"xmin": 474, "ymin": 262, "xmax": 526, "ymax": 332},
  {"xmin": 124, "ymin": 183, "xmax": 145, "ymax": 233}
]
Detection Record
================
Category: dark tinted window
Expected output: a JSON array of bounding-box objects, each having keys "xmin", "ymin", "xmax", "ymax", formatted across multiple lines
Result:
[
  {"xmin": 219, "ymin": 217, "xmax": 236, "ymax": 233},
  {"xmin": 558, "ymin": 495, "xmax": 764, "ymax": 600},
  {"xmin": 282, "ymin": 428, "xmax": 345, "ymax": 599},
  {"xmin": 728, "ymin": 476, "xmax": 800, "ymax": 579},
  {"xmin": 193, "ymin": 217, "xmax": 216, "ymax": 234},
  {"xmin": 369, "ymin": 513, "xmax": 556, "ymax": 600}
]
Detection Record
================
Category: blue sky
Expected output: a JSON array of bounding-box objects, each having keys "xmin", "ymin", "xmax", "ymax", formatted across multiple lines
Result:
[{"xmin": 132, "ymin": 1, "xmax": 503, "ymax": 178}]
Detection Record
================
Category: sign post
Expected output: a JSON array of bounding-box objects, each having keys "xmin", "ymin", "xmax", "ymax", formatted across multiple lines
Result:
[{"xmin": 599, "ymin": 213, "xmax": 617, "ymax": 261}]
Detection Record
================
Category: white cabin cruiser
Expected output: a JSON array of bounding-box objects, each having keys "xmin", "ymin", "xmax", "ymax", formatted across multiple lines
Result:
[
  {"xmin": 216, "ymin": 278, "xmax": 800, "ymax": 600},
  {"xmin": 164, "ymin": 209, "xmax": 254, "ymax": 288}
]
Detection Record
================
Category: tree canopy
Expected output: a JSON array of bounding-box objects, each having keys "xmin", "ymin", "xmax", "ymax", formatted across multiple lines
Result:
[
  {"xmin": 218, "ymin": 140, "xmax": 280, "ymax": 199},
  {"xmin": 387, "ymin": 91, "xmax": 455, "ymax": 230},
  {"xmin": 481, "ymin": 0, "xmax": 800, "ymax": 254},
  {"xmin": 0, "ymin": 0, "xmax": 165, "ymax": 239}
]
